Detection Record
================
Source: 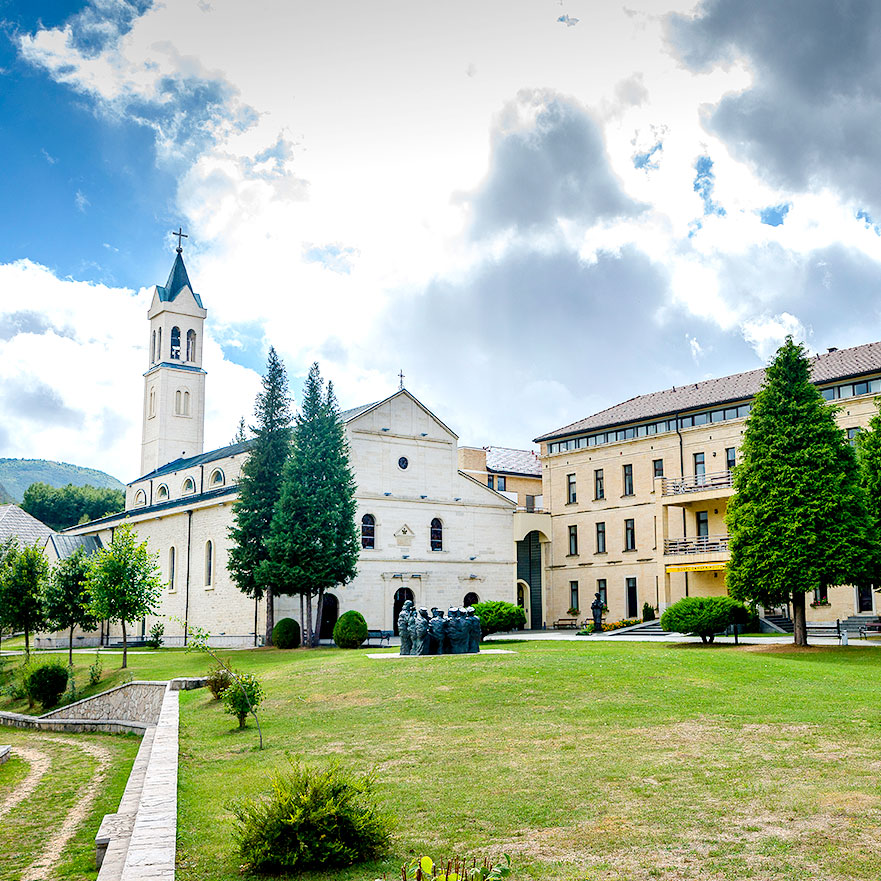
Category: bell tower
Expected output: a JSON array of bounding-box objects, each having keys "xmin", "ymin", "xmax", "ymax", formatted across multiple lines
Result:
[{"xmin": 140, "ymin": 234, "xmax": 207, "ymax": 475}]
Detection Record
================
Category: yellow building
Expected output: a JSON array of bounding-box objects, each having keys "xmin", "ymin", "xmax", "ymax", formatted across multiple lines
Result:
[
  {"xmin": 457, "ymin": 446, "xmax": 543, "ymax": 511},
  {"xmin": 535, "ymin": 343, "xmax": 881, "ymax": 628}
]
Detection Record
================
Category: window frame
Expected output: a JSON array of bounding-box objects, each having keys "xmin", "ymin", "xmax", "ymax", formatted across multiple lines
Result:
[
  {"xmin": 622, "ymin": 463, "xmax": 634, "ymax": 496},
  {"xmin": 594, "ymin": 469, "xmax": 604, "ymax": 500},
  {"xmin": 567, "ymin": 473, "xmax": 577, "ymax": 504},
  {"xmin": 568, "ymin": 524, "xmax": 578, "ymax": 556},
  {"xmin": 361, "ymin": 513, "xmax": 376, "ymax": 550},
  {"xmin": 595, "ymin": 521, "xmax": 606, "ymax": 554},
  {"xmin": 430, "ymin": 518, "xmax": 443, "ymax": 552},
  {"xmin": 624, "ymin": 518, "xmax": 636, "ymax": 551}
]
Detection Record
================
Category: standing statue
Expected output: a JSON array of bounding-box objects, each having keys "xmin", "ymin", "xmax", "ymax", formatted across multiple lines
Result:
[
  {"xmin": 398, "ymin": 599, "xmax": 414, "ymax": 655},
  {"xmin": 448, "ymin": 608, "xmax": 470, "ymax": 654},
  {"xmin": 428, "ymin": 608, "xmax": 446, "ymax": 655},
  {"xmin": 407, "ymin": 604, "xmax": 420, "ymax": 652},
  {"xmin": 465, "ymin": 606, "xmax": 481, "ymax": 653},
  {"xmin": 590, "ymin": 592, "xmax": 604, "ymax": 634},
  {"xmin": 414, "ymin": 607, "xmax": 431, "ymax": 655}
]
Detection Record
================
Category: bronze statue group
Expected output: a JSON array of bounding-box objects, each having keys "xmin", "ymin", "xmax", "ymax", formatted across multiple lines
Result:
[{"xmin": 397, "ymin": 600, "xmax": 481, "ymax": 655}]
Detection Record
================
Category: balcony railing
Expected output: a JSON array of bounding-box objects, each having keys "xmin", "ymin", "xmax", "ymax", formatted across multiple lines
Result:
[
  {"xmin": 661, "ymin": 470, "xmax": 733, "ymax": 496},
  {"xmin": 664, "ymin": 534, "xmax": 730, "ymax": 556}
]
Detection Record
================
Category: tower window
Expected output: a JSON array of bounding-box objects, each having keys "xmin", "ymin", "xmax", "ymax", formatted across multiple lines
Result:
[
  {"xmin": 430, "ymin": 518, "xmax": 443, "ymax": 551},
  {"xmin": 182, "ymin": 477, "xmax": 195, "ymax": 494},
  {"xmin": 134, "ymin": 489, "xmax": 146, "ymax": 507},
  {"xmin": 210, "ymin": 469, "xmax": 224, "ymax": 486},
  {"xmin": 186, "ymin": 329, "xmax": 197, "ymax": 362},
  {"xmin": 183, "ymin": 390, "xmax": 190, "ymax": 416},
  {"xmin": 149, "ymin": 388, "xmax": 156, "ymax": 418},
  {"xmin": 170, "ymin": 326, "xmax": 181, "ymax": 360},
  {"xmin": 175, "ymin": 390, "xmax": 182, "ymax": 415},
  {"xmin": 152, "ymin": 330, "xmax": 157, "ymax": 364},
  {"xmin": 157, "ymin": 327, "xmax": 162, "ymax": 361},
  {"xmin": 156, "ymin": 484, "xmax": 169, "ymax": 501},
  {"xmin": 361, "ymin": 513, "xmax": 375, "ymax": 549}
]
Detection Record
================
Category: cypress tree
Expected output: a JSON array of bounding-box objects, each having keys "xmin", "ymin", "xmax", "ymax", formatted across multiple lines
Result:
[
  {"xmin": 726, "ymin": 338, "xmax": 868, "ymax": 645},
  {"xmin": 262, "ymin": 363, "xmax": 359, "ymax": 648},
  {"xmin": 228, "ymin": 347, "xmax": 293, "ymax": 646}
]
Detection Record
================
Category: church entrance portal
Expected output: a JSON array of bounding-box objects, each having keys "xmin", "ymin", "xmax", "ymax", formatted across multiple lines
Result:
[
  {"xmin": 319, "ymin": 593, "xmax": 339, "ymax": 639},
  {"xmin": 393, "ymin": 587, "xmax": 415, "ymax": 634}
]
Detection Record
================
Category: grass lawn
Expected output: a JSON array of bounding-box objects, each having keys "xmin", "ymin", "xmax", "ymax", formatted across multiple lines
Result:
[{"xmin": 165, "ymin": 640, "xmax": 881, "ymax": 881}]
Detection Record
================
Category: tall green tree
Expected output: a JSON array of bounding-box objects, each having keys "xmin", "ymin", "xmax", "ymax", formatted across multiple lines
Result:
[
  {"xmin": 726, "ymin": 338, "xmax": 868, "ymax": 645},
  {"xmin": 855, "ymin": 404, "xmax": 881, "ymax": 592},
  {"xmin": 0, "ymin": 541, "xmax": 49, "ymax": 657},
  {"xmin": 88, "ymin": 525, "xmax": 162, "ymax": 668},
  {"xmin": 44, "ymin": 548, "xmax": 97, "ymax": 665},
  {"xmin": 228, "ymin": 347, "xmax": 293, "ymax": 646},
  {"xmin": 21, "ymin": 482, "xmax": 124, "ymax": 531},
  {"xmin": 263, "ymin": 363, "xmax": 359, "ymax": 648}
]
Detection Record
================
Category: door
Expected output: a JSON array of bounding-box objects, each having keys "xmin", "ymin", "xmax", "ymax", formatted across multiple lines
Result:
[
  {"xmin": 858, "ymin": 584, "xmax": 874, "ymax": 613},
  {"xmin": 393, "ymin": 587, "xmax": 415, "ymax": 634},
  {"xmin": 319, "ymin": 593, "xmax": 339, "ymax": 639},
  {"xmin": 626, "ymin": 578, "xmax": 638, "ymax": 619}
]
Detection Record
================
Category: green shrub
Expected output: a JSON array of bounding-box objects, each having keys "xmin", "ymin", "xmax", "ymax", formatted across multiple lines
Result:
[
  {"xmin": 660, "ymin": 596, "xmax": 750, "ymax": 644},
  {"xmin": 272, "ymin": 617, "xmax": 301, "ymax": 649},
  {"xmin": 88, "ymin": 651, "xmax": 102, "ymax": 686},
  {"xmin": 472, "ymin": 601, "xmax": 527, "ymax": 637},
  {"xmin": 403, "ymin": 855, "xmax": 512, "ymax": 881},
  {"xmin": 145, "ymin": 622, "xmax": 164, "ymax": 648},
  {"xmin": 206, "ymin": 665, "xmax": 234, "ymax": 700},
  {"xmin": 642, "ymin": 602, "xmax": 656, "ymax": 622},
  {"xmin": 232, "ymin": 758, "xmax": 393, "ymax": 873},
  {"xmin": 26, "ymin": 660, "xmax": 69, "ymax": 709},
  {"xmin": 333, "ymin": 610, "xmax": 368, "ymax": 649},
  {"xmin": 221, "ymin": 672, "xmax": 264, "ymax": 728}
]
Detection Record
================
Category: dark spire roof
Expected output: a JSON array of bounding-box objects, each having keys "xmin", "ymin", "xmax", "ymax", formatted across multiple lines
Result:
[{"xmin": 156, "ymin": 251, "xmax": 204, "ymax": 307}]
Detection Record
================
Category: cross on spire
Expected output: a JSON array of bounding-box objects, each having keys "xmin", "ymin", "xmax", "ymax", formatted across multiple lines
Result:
[
  {"xmin": 398, "ymin": 370, "xmax": 405, "ymax": 390},
  {"xmin": 172, "ymin": 227, "xmax": 188, "ymax": 253}
]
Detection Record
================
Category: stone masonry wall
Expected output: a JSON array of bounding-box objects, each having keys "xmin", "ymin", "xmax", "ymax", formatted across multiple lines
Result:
[{"xmin": 41, "ymin": 681, "xmax": 167, "ymax": 724}]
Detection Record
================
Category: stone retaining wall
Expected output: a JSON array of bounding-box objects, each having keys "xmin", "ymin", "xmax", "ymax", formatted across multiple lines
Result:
[
  {"xmin": 41, "ymin": 682, "xmax": 167, "ymax": 724},
  {"xmin": 0, "ymin": 711, "xmax": 148, "ymax": 735}
]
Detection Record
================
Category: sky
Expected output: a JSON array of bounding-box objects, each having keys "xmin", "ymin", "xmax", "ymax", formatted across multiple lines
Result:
[{"xmin": 2, "ymin": 0, "xmax": 881, "ymax": 483}]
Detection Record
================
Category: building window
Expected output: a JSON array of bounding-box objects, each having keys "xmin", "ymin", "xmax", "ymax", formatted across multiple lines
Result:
[
  {"xmin": 183, "ymin": 390, "xmax": 190, "ymax": 416},
  {"xmin": 848, "ymin": 427, "xmax": 861, "ymax": 447},
  {"xmin": 696, "ymin": 511, "xmax": 709, "ymax": 538},
  {"xmin": 623, "ymin": 464, "xmax": 634, "ymax": 496},
  {"xmin": 525, "ymin": 494, "xmax": 536, "ymax": 513},
  {"xmin": 624, "ymin": 519, "xmax": 636, "ymax": 551},
  {"xmin": 148, "ymin": 387, "xmax": 156, "ymax": 418},
  {"xmin": 694, "ymin": 452, "xmax": 706, "ymax": 482},
  {"xmin": 596, "ymin": 522, "xmax": 606, "ymax": 553},
  {"xmin": 725, "ymin": 447, "xmax": 736, "ymax": 471},
  {"xmin": 170, "ymin": 326, "xmax": 181, "ymax": 360},
  {"xmin": 597, "ymin": 579, "xmax": 607, "ymax": 606},
  {"xmin": 653, "ymin": 458, "xmax": 664, "ymax": 479},
  {"xmin": 175, "ymin": 390, "xmax": 182, "ymax": 415},
  {"xmin": 210, "ymin": 469, "xmax": 224, "ymax": 486},
  {"xmin": 182, "ymin": 477, "xmax": 195, "ymax": 495},
  {"xmin": 487, "ymin": 475, "xmax": 494, "ymax": 489},
  {"xmin": 186, "ymin": 329, "xmax": 196, "ymax": 362},
  {"xmin": 568, "ymin": 524, "xmax": 578, "ymax": 556},
  {"xmin": 398, "ymin": 456, "xmax": 409, "ymax": 470},
  {"xmin": 168, "ymin": 547, "xmax": 176, "ymax": 591},
  {"xmin": 361, "ymin": 513, "xmax": 375, "ymax": 549},
  {"xmin": 205, "ymin": 540, "xmax": 213, "ymax": 587},
  {"xmin": 151, "ymin": 330, "xmax": 157, "ymax": 364},
  {"xmin": 567, "ymin": 473, "xmax": 577, "ymax": 504},
  {"xmin": 569, "ymin": 581, "xmax": 579, "ymax": 612},
  {"xmin": 134, "ymin": 489, "xmax": 146, "ymax": 507},
  {"xmin": 463, "ymin": 591, "xmax": 480, "ymax": 606},
  {"xmin": 594, "ymin": 469, "xmax": 604, "ymax": 500},
  {"xmin": 156, "ymin": 484, "xmax": 169, "ymax": 501},
  {"xmin": 157, "ymin": 327, "xmax": 161, "ymax": 362},
  {"xmin": 430, "ymin": 518, "xmax": 443, "ymax": 551},
  {"xmin": 497, "ymin": 475, "xmax": 506, "ymax": 492},
  {"xmin": 813, "ymin": 584, "xmax": 829, "ymax": 604},
  {"xmin": 626, "ymin": 577, "xmax": 638, "ymax": 618}
]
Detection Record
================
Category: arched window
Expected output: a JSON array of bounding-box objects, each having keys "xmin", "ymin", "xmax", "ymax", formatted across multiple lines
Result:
[
  {"xmin": 182, "ymin": 477, "xmax": 195, "ymax": 495},
  {"xmin": 186, "ymin": 329, "xmax": 196, "ymax": 361},
  {"xmin": 152, "ymin": 329, "xmax": 157, "ymax": 363},
  {"xmin": 463, "ymin": 591, "xmax": 480, "ymax": 607},
  {"xmin": 175, "ymin": 390, "xmax": 182, "ymax": 415},
  {"xmin": 205, "ymin": 540, "xmax": 213, "ymax": 587},
  {"xmin": 149, "ymin": 388, "xmax": 156, "ymax": 418},
  {"xmin": 430, "ymin": 518, "xmax": 443, "ymax": 551},
  {"xmin": 210, "ymin": 468, "xmax": 225, "ymax": 486},
  {"xmin": 183, "ymin": 390, "xmax": 190, "ymax": 416},
  {"xmin": 168, "ymin": 547, "xmax": 176, "ymax": 591},
  {"xmin": 134, "ymin": 489, "xmax": 146, "ymax": 507},
  {"xmin": 361, "ymin": 514, "xmax": 375, "ymax": 549},
  {"xmin": 170, "ymin": 326, "xmax": 181, "ymax": 360},
  {"xmin": 157, "ymin": 327, "xmax": 162, "ymax": 361},
  {"xmin": 156, "ymin": 484, "xmax": 169, "ymax": 501}
]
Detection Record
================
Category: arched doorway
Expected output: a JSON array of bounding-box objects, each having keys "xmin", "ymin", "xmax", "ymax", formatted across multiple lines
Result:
[
  {"xmin": 463, "ymin": 591, "xmax": 480, "ymax": 607},
  {"xmin": 393, "ymin": 587, "xmax": 415, "ymax": 634},
  {"xmin": 319, "ymin": 593, "xmax": 339, "ymax": 639}
]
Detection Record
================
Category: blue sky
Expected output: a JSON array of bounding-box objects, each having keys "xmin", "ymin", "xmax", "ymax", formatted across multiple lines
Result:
[{"xmin": 2, "ymin": 0, "xmax": 881, "ymax": 481}]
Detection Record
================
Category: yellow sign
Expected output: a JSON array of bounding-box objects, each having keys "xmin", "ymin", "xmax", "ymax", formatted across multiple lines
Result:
[{"xmin": 665, "ymin": 562, "xmax": 727, "ymax": 573}]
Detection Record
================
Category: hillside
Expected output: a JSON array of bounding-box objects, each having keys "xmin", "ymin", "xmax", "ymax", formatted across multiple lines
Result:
[{"xmin": 0, "ymin": 459, "xmax": 125, "ymax": 503}]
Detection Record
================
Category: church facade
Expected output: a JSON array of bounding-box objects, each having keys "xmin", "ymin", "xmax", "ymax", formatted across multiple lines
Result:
[{"xmin": 64, "ymin": 251, "xmax": 519, "ymax": 645}]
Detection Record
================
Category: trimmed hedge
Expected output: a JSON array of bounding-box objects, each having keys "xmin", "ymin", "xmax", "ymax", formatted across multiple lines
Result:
[
  {"xmin": 472, "ymin": 601, "xmax": 526, "ymax": 637},
  {"xmin": 26, "ymin": 660, "xmax": 69, "ymax": 709},
  {"xmin": 660, "ymin": 596, "xmax": 749, "ymax": 644},
  {"xmin": 333, "ymin": 610, "xmax": 368, "ymax": 648},
  {"xmin": 272, "ymin": 617, "xmax": 301, "ymax": 649}
]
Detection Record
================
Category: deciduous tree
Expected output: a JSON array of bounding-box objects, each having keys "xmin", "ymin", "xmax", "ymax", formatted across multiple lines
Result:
[
  {"xmin": 726, "ymin": 338, "xmax": 868, "ymax": 645},
  {"xmin": 21, "ymin": 482, "xmax": 124, "ymax": 531},
  {"xmin": 0, "ymin": 540, "xmax": 48, "ymax": 657},
  {"xmin": 44, "ymin": 548, "xmax": 97, "ymax": 665}
]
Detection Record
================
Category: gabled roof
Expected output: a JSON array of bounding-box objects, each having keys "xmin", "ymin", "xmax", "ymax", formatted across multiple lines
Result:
[
  {"xmin": 485, "ymin": 446, "xmax": 542, "ymax": 477},
  {"xmin": 340, "ymin": 401, "xmax": 380, "ymax": 422},
  {"xmin": 47, "ymin": 533, "xmax": 103, "ymax": 559},
  {"xmin": 536, "ymin": 340, "xmax": 881, "ymax": 442},
  {"xmin": 131, "ymin": 439, "xmax": 255, "ymax": 484},
  {"xmin": 341, "ymin": 388, "xmax": 459, "ymax": 438},
  {"xmin": 155, "ymin": 251, "xmax": 204, "ymax": 308},
  {"xmin": 0, "ymin": 505, "xmax": 54, "ymax": 544}
]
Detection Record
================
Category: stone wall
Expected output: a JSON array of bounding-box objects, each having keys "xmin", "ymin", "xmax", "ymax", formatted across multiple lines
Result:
[
  {"xmin": 41, "ymin": 681, "xmax": 167, "ymax": 724},
  {"xmin": 0, "ymin": 711, "xmax": 147, "ymax": 735}
]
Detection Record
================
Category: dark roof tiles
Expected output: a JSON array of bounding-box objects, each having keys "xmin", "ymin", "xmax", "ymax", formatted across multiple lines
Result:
[{"xmin": 0, "ymin": 505, "xmax": 55, "ymax": 544}]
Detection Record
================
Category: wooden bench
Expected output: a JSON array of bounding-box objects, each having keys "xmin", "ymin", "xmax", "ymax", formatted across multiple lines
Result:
[
  {"xmin": 858, "ymin": 622, "xmax": 881, "ymax": 639},
  {"xmin": 806, "ymin": 622, "xmax": 843, "ymax": 640},
  {"xmin": 552, "ymin": 618, "xmax": 578, "ymax": 629},
  {"xmin": 365, "ymin": 630, "xmax": 394, "ymax": 647}
]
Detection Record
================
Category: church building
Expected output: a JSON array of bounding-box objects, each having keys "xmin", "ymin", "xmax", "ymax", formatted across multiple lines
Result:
[{"xmin": 64, "ymin": 248, "xmax": 519, "ymax": 645}]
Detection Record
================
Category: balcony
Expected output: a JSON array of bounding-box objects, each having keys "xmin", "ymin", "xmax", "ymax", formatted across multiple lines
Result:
[
  {"xmin": 661, "ymin": 470, "xmax": 733, "ymax": 497},
  {"xmin": 664, "ymin": 534, "xmax": 730, "ymax": 556}
]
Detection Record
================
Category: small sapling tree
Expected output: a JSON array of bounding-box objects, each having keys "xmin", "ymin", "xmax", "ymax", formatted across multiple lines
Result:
[
  {"xmin": 88, "ymin": 525, "xmax": 162, "ymax": 669},
  {"xmin": 44, "ymin": 547, "xmax": 97, "ymax": 665}
]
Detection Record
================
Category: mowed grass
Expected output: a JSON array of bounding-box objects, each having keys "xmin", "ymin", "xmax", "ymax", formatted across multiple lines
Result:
[{"xmin": 171, "ymin": 641, "xmax": 881, "ymax": 881}]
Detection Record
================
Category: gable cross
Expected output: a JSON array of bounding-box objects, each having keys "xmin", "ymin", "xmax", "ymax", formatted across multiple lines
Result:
[
  {"xmin": 398, "ymin": 369, "xmax": 405, "ymax": 390},
  {"xmin": 173, "ymin": 227, "xmax": 188, "ymax": 253}
]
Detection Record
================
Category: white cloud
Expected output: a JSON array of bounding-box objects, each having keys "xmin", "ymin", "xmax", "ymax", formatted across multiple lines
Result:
[{"xmin": 741, "ymin": 312, "xmax": 810, "ymax": 362}]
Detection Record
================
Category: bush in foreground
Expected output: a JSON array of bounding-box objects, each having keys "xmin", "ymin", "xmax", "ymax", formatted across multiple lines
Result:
[
  {"xmin": 232, "ymin": 758, "xmax": 393, "ymax": 874},
  {"xmin": 660, "ymin": 596, "xmax": 749, "ymax": 644},
  {"xmin": 221, "ymin": 672, "xmax": 265, "ymax": 728},
  {"xmin": 272, "ymin": 617, "xmax": 301, "ymax": 649},
  {"xmin": 206, "ymin": 665, "xmax": 234, "ymax": 700},
  {"xmin": 472, "ymin": 601, "xmax": 526, "ymax": 637},
  {"xmin": 26, "ymin": 660, "xmax": 69, "ymax": 709},
  {"xmin": 333, "ymin": 610, "xmax": 368, "ymax": 648}
]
